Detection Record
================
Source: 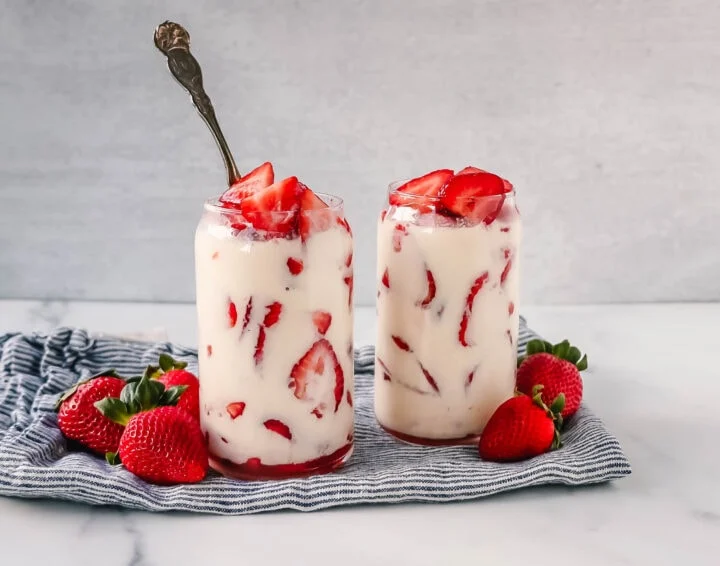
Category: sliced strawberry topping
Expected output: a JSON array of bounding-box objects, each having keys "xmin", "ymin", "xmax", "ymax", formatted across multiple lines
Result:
[
  {"xmin": 241, "ymin": 298, "xmax": 253, "ymax": 334},
  {"xmin": 263, "ymin": 302, "xmax": 283, "ymax": 328},
  {"xmin": 418, "ymin": 268, "xmax": 436, "ymax": 308},
  {"xmin": 289, "ymin": 339, "xmax": 344, "ymax": 414},
  {"xmin": 254, "ymin": 327, "xmax": 266, "ymax": 365},
  {"xmin": 508, "ymin": 302, "xmax": 515, "ymax": 315},
  {"xmin": 459, "ymin": 272, "xmax": 489, "ymax": 347},
  {"xmin": 239, "ymin": 176, "xmax": 303, "ymax": 234},
  {"xmin": 312, "ymin": 311, "xmax": 332, "ymax": 335},
  {"xmin": 206, "ymin": 344, "xmax": 213, "ymax": 357},
  {"xmin": 228, "ymin": 300, "xmax": 238, "ymax": 328},
  {"xmin": 392, "ymin": 224, "xmax": 407, "ymax": 252},
  {"xmin": 226, "ymin": 402, "xmax": 246, "ymax": 419},
  {"xmin": 392, "ymin": 335, "xmax": 412, "ymax": 352},
  {"xmin": 381, "ymin": 268, "xmax": 390, "ymax": 289},
  {"xmin": 264, "ymin": 419, "xmax": 292, "ymax": 440},
  {"xmin": 420, "ymin": 364, "xmax": 440, "ymax": 393},
  {"xmin": 298, "ymin": 186, "xmax": 334, "ymax": 241},
  {"xmin": 389, "ymin": 169, "xmax": 453, "ymax": 211},
  {"xmin": 346, "ymin": 390, "xmax": 353, "ymax": 406},
  {"xmin": 287, "ymin": 257, "xmax": 304, "ymax": 275},
  {"xmin": 220, "ymin": 162, "xmax": 275, "ymax": 204},
  {"xmin": 440, "ymin": 172, "xmax": 507, "ymax": 222},
  {"xmin": 456, "ymin": 166, "xmax": 487, "ymax": 175}
]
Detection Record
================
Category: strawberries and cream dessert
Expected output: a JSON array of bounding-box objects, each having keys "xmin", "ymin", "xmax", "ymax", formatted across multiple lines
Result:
[
  {"xmin": 195, "ymin": 162, "xmax": 354, "ymax": 479},
  {"xmin": 375, "ymin": 166, "xmax": 520, "ymax": 444}
]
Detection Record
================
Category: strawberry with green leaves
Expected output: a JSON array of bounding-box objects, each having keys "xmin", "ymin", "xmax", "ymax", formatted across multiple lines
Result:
[
  {"xmin": 516, "ymin": 339, "xmax": 588, "ymax": 419},
  {"xmin": 96, "ymin": 374, "xmax": 208, "ymax": 485},
  {"xmin": 55, "ymin": 370, "xmax": 126, "ymax": 455},
  {"xmin": 479, "ymin": 385, "xmax": 565, "ymax": 462},
  {"xmin": 144, "ymin": 354, "xmax": 200, "ymax": 421}
]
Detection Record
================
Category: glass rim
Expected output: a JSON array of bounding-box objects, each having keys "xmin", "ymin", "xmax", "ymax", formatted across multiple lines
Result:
[
  {"xmin": 203, "ymin": 192, "xmax": 344, "ymax": 216},
  {"xmin": 387, "ymin": 179, "xmax": 515, "ymax": 203}
]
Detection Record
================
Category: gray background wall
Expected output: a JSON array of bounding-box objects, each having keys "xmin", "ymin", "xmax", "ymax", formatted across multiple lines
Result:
[{"xmin": 1, "ymin": 0, "xmax": 718, "ymax": 306}]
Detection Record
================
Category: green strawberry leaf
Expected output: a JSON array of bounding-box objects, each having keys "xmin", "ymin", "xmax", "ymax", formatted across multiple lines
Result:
[
  {"xmin": 525, "ymin": 340, "xmax": 544, "ymax": 356},
  {"xmin": 159, "ymin": 353, "xmax": 188, "ymax": 372},
  {"xmin": 550, "ymin": 393, "xmax": 566, "ymax": 415},
  {"xmin": 105, "ymin": 451, "xmax": 121, "ymax": 465},
  {"xmin": 134, "ymin": 375, "xmax": 155, "ymax": 409},
  {"xmin": 160, "ymin": 385, "xmax": 188, "ymax": 406},
  {"xmin": 543, "ymin": 341, "xmax": 553, "ymax": 353},
  {"xmin": 143, "ymin": 364, "xmax": 163, "ymax": 380},
  {"xmin": 567, "ymin": 346, "xmax": 582, "ymax": 365},
  {"xmin": 94, "ymin": 398, "xmax": 131, "ymax": 426},
  {"xmin": 120, "ymin": 382, "xmax": 140, "ymax": 413},
  {"xmin": 576, "ymin": 354, "xmax": 588, "ymax": 371},
  {"xmin": 553, "ymin": 340, "xmax": 571, "ymax": 360}
]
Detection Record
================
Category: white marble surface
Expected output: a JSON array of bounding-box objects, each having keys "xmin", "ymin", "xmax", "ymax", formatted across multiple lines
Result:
[{"xmin": 0, "ymin": 300, "xmax": 719, "ymax": 565}]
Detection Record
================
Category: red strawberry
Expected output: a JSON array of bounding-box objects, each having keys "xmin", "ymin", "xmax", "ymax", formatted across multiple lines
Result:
[
  {"xmin": 96, "ymin": 373, "xmax": 207, "ymax": 485},
  {"xmin": 479, "ymin": 386, "xmax": 564, "ymax": 462},
  {"xmin": 312, "ymin": 311, "xmax": 332, "ymax": 335},
  {"xmin": 389, "ymin": 169, "xmax": 453, "ymax": 212},
  {"xmin": 241, "ymin": 298, "xmax": 253, "ymax": 334},
  {"xmin": 516, "ymin": 339, "xmax": 587, "ymax": 419},
  {"xmin": 240, "ymin": 176, "xmax": 303, "ymax": 234},
  {"xmin": 226, "ymin": 402, "xmax": 246, "ymax": 419},
  {"xmin": 264, "ymin": 419, "xmax": 292, "ymax": 440},
  {"xmin": 298, "ymin": 186, "xmax": 335, "ymax": 241},
  {"xmin": 287, "ymin": 257, "xmax": 304, "ymax": 275},
  {"xmin": 228, "ymin": 300, "xmax": 238, "ymax": 327},
  {"xmin": 440, "ymin": 171, "xmax": 508, "ymax": 222},
  {"xmin": 56, "ymin": 372, "xmax": 126, "ymax": 454},
  {"xmin": 459, "ymin": 272, "xmax": 489, "ymax": 347},
  {"xmin": 117, "ymin": 406, "xmax": 207, "ymax": 484},
  {"xmin": 456, "ymin": 166, "xmax": 487, "ymax": 175},
  {"xmin": 219, "ymin": 162, "xmax": 275, "ymax": 204},
  {"xmin": 417, "ymin": 267, "xmax": 436, "ymax": 308},
  {"xmin": 145, "ymin": 354, "xmax": 200, "ymax": 421},
  {"xmin": 288, "ymin": 339, "xmax": 344, "ymax": 414},
  {"xmin": 263, "ymin": 302, "xmax": 283, "ymax": 328}
]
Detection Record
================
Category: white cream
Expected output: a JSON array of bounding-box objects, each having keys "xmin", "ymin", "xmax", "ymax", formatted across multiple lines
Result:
[
  {"xmin": 195, "ymin": 217, "xmax": 354, "ymax": 467},
  {"xmin": 375, "ymin": 201, "xmax": 521, "ymax": 441}
]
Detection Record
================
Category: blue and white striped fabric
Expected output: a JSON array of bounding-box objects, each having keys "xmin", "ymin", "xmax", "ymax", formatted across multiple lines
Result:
[{"xmin": 0, "ymin": 320, "xmax": 630, "ymax": 515}]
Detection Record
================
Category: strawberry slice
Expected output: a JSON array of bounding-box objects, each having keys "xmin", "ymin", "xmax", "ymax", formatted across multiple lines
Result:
[
  {"xmin": 456, "ymin": 166, "xmax": 487, "ymax": 175},
  {"xmin": 263, "ymin": 302, "xmax": 283, "ymax": 328},
  {"xmin": 241, "ymin": 298, "xmax": 253, "ymax": 334},
  {"xmin": 239, "ymin": 176, "xmax": 303, "ymax": 234},
  {"xmin": 264, "ymin": 419, "xmax": 292, "ymax": 440},
  {"xmin": 389, "ymin": 169, "xmax": 453, "ymax": 212},
  {"xmin": 254, "ymin": 327, "xmax": 266, "ymax": 365},
  {"xmin": 392, "ymin": 224, "xmax": 407, "ymax": 252},
  {"xmin": 298, "ymin": 186, "xmax": 335, "ymax": 241},
  {"xmin": 287, "ymin": 257, "xmax": 304, "ymax": 275},
  {"xmin": 289, "ymin": 339, "xmax": 344, "ymax": 414},
  {"xmin": 420, "ymin": 363, "xmax": 440, "ymax": 393},
  {"xmin": 417, "ymin": 268, "xmax": 436, "ymax": 308},
  {"xmin": 392, "ymin": 335, "xmax": 412, "ymax": 352},
  {"xmin": 220, "ymin": 162, "xmax": 275, "ymax": 204},
  {"xmin": 440, "ymin": 172, "xmax": 508, "ymax": 222},
  {"xmin": 312, "ymin": 311, "xmax": 332, "ymax": 335},
  {"xmin": 344, "ymin": 274, "xmax": 353, "ymax": 308},
  {"xmin": 381, "ymin": 268, "xmax": 390, "ymax": 289},
  {"xmin": 459, "ymin": 272, "xmax": 489, "ymax": 347},
  {"xmin": 228, "ymin": 300, "xmax": 238, "ymax": 328},
  {"xmin": 226, "ymin": 402, "xmax": 246, "ymax": 419}
]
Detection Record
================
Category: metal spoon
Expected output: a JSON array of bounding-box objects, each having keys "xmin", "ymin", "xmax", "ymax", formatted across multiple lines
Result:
[{"xmin": 154, "ymin": 21, "xmax": 241, "ymax": 186}]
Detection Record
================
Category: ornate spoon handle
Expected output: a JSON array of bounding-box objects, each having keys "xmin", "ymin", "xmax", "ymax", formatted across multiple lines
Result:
[{"xmin": 154, "ymin": 21, "xmax": 241, "ymax": 186}]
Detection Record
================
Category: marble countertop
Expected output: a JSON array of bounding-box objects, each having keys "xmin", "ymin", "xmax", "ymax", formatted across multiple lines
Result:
[{"xmin": 1, "ymin": 300, "xmax": 719, "ymax": 565}]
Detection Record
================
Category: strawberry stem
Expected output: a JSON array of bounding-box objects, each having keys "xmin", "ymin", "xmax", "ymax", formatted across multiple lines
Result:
[{"xmin": 517, "ymin": 339, "xmax": 588, "ymax": 370}]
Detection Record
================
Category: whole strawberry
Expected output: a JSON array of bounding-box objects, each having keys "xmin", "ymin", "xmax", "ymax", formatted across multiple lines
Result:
[
  {"xmin": 55, "ymin": 371, "xmax": 126, "ymax": 454},
  {"xmin": 96, "ymin": 374, "xmax": 208, "ymax": 485},
  {"xmin": 479, "ymin": 385, "xmax": 564, "ymax": 462},
  {"xmin": 145, "ymin": 354, "xmax": 200, "ymax": 421},
  {"xmin": 516, "ymin": 339, "xmax": 587, "ymax": 419}
]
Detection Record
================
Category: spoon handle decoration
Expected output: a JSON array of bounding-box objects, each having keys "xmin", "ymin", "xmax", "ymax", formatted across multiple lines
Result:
[{"xmin": 154, "ymin": 21, "xmax": 241, "ymax": 186}]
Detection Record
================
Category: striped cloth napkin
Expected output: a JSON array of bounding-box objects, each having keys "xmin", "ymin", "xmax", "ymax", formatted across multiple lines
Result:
[{"xmin": 0, "ymin": 320, "xmax": 630, "ymax": 515}]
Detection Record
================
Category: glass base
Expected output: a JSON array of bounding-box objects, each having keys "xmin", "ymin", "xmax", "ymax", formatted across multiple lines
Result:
[
  {"xmin": 209, "ymin": 442, "xmax": 353, "ymax": 481},
  {"xmin": 380, "ymin": 422, "xmax": 479, "ymax": 446}
]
